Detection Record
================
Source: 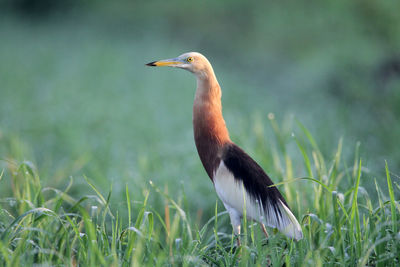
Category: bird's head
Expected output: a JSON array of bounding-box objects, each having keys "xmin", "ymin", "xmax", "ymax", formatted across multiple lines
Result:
[{"xmin": 146, "ymin": 52, "xmax": 213, "ymax": 78}]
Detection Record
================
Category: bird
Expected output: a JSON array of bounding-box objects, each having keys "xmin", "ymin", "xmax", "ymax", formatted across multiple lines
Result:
[{"xmin": 146, "ymin": 52, "xmax": 303, "ymax": 244}]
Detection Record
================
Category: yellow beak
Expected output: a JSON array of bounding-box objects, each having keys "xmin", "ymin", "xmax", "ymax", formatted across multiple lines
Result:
[{"xmin": 146, "ymin": 58, "xmax": 182, "ymax": 67}]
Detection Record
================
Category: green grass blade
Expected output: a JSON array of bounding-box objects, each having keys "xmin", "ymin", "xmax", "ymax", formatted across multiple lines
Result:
[
  {"xmin": 293, "ymin": 133, "xmax": 313, "ymax": 178},
  {"xmin": 350, "ymin": 159, "xmax": 362, "ymax": 258},
  {"xmin": 385, "ymin": 161, "xmax": 397, "ymax": 234},
  {"xmin": 83, "ymin": 175, "xmax": 114, "ymax": 219},
  {"xmin": 126, "ymin": 184, "xmax": 131, "ymax": 227},
  {"xmin": 269, "ymin": 177, "xmax": 332, "ymax": 193}
]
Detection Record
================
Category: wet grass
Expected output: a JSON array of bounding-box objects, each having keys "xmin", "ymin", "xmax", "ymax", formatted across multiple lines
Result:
[{"xmin": 0, "ymin": 119, "xmax": 399, "ymax": 266}]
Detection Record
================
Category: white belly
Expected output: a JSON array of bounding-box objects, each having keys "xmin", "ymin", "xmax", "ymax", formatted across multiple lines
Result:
[{"xmin": 213, "ymin": 161, "xmax": 264, "ymax": 222}]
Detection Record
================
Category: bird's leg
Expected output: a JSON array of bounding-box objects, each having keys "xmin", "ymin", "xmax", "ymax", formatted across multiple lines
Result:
[
  {"xmin": 235, "ymin": 225, "xmax": 241, "ymax": 247},
  {"xmin": 259, "ymin": 223, "xmax": 271, "ymax": 265},
  {"xmin": 236, "ymin": 238, "xmax": 241, "ymax": 247},
  {"xmin": 225, "ymin": 205, "xmax": 242, "ymax": 247},
  {"xmin": 260, "ymin": 223, "xmax": 269, "ymax": 239},
  {"xmin": 231, "ymin": 218, "xmax": 241, "ymax": 246}
]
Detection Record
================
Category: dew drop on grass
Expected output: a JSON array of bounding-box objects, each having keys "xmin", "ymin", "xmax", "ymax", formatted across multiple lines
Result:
[
  {"xmin": 175, "ymin": 238, "xmax": 182, "ymax": 249},
  {"xmin": 325, "ymin": 223, "xmax": 332, "ymax": 233},
  {"xmin": 9, "ymin": 199, "xmax": 16, "ymax": 207},
  {"xmin": 337, "ymin": 193, "xmax": 344, "ymax": 203},
  {"xmin": 91, "ymin": 206, "xmax": 98, "ymax": 217},
  {"xmin": 327, "ymin": 246, "xmax": 335, "ymax": 253}
]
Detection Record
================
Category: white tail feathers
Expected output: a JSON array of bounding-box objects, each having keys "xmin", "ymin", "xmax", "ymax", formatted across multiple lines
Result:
[
  {"xmin": 276, "ymin": 199, "xmax": 303, "ymax": 241},
  {"xmin": 263, "ymin": 199, "xmax": 303, "ymax": 240}
]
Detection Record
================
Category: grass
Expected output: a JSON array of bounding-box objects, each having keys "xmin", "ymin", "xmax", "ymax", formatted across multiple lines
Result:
[{"xmin": 0, "ymin": 118, "xmax": 399, "ymax": 266}]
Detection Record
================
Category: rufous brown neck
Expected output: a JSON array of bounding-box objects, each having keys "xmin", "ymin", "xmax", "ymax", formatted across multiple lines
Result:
[{"xmin": 193, "ymin": 70, "xmax": 231, "ymax": 180}]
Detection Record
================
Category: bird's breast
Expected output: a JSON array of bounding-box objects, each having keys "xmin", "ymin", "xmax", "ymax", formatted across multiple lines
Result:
[{"xmin": 193, "ymin": 100, "xmax": 230, "ymax": 180}]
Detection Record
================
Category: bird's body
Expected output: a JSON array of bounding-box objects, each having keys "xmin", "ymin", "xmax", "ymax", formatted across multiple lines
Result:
[{"xmin": 147, "ymin": 52, "xmax": 303, "ymax": 241}]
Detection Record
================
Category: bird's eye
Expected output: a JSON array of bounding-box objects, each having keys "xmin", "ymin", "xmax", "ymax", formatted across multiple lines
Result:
[{"xmin": 187, "ymin": 57, "xmax": 194, "ymax": 62}]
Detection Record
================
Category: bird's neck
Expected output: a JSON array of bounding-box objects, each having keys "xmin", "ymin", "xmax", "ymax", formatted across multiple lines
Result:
[{"xmin": 193, "ymin": 73, "xmax": 231, "ymax": 180}]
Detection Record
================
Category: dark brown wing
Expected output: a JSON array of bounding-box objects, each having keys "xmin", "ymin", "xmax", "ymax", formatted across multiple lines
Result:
[{"xmin": 221, "ymin": 142, "xmax": 290, "ymax": 222}]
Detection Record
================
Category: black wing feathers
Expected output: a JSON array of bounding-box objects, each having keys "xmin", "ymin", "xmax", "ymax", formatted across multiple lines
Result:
[{"xmin": 222, "ymin": 143, "xmax": 289, "ymax": 217}]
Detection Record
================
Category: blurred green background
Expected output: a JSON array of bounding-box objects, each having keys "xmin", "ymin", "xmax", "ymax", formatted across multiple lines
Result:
[{"xmin": 1, "ymin": 0, "xmax": 399, "ymax": 215}]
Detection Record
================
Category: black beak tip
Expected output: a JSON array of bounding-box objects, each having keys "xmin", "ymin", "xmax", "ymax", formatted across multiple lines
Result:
[{"xmin": 146, "ymin": 61, "xmax": 156, "ymax": 66}]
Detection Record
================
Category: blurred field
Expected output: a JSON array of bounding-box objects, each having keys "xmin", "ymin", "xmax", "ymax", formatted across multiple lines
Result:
[
  {"xmin": 1, "ymin": 0, "xmax": 399, "ymax": 199},
  {"xmin": 0, "ymin": 1, "xmax": 399, "ymax": 265}
]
